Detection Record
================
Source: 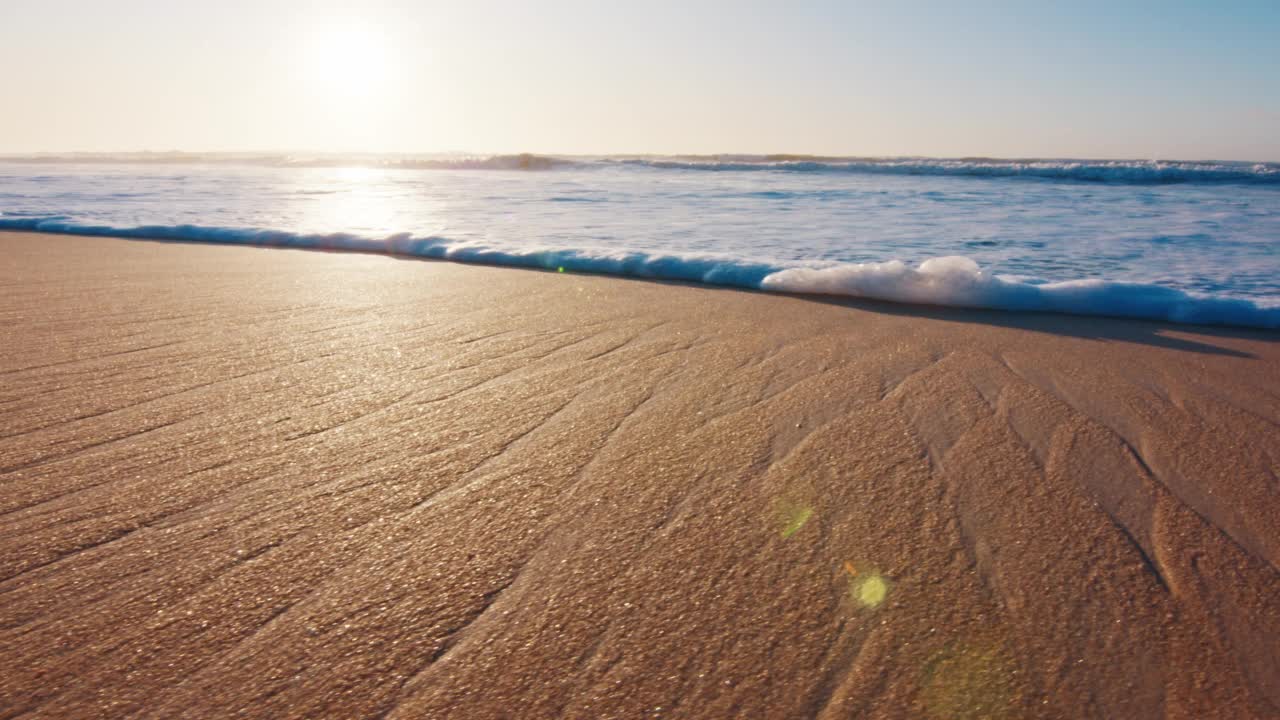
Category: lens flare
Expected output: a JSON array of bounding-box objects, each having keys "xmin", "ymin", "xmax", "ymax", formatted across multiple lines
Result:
[
  {"xmin": 920, "ymin": 641, "xmax": 1021, "ymax": 720},
  {"xmin": 856, "ymin": 573, "xmax": 889, "ymax": 607},
  {"xmin": 775, "ymin": 500, "xmax": 814, "ymax": 539},
  {"xmin": 842, "ymin": 561, "xmax": 890, "ymax": 609}
]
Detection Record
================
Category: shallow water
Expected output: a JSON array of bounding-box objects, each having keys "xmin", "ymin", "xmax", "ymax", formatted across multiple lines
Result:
[{"xmin": 2, "ymin": 156, "xmax": 1278, "ymax": 327}]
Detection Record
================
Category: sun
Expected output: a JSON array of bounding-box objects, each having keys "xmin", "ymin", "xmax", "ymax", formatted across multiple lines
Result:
[
  {"xmin": 297, "ymin": 21, "xmax": 395, "ymax": 103},
  {"xmin": 288, "ymin": 17, "xmax": 417, "ymax": 151}
]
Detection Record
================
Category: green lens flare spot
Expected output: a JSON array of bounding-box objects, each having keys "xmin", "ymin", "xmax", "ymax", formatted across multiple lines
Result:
[{"xmin": 778, "ymin": 505, "xmax": 813, "ymax": 539}]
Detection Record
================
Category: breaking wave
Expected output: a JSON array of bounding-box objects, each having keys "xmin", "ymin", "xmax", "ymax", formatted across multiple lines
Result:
[
  {"xmin": 760, "ymin": 257, "xmax": 1279, "ymax": 328},
  {"xmin": 3, "ymin": 217, "xmax": 1276, "ymax": 329}
]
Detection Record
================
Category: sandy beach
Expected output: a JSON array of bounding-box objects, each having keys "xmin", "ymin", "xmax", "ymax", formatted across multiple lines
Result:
[{"xmin": 1, "ymin": 230, "xmax": 1277, "ymax": 718}]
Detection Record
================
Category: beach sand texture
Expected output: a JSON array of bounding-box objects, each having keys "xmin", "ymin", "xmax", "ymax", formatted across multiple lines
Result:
[{"xmin": 1, "ymin": 231, "xmax": 1277, "ymax": 719}]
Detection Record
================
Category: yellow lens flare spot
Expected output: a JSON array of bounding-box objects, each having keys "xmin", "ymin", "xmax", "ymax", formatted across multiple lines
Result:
[
  {"xmin": 856, "ymin": 572, "xmax": 889, "ymax": 608},
  {"xmin": 841, "ymin": 561, "xmax": 889, "ymax": 609}
]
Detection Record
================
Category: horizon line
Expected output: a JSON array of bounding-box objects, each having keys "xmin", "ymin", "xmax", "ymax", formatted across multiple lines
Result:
[{"xmin": 2, "ymin": 150, "xmax": 1278, "ymax": 165}]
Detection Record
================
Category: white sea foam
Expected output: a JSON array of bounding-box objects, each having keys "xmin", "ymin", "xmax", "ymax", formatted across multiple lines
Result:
[
  {"xmin": 3, "ymin": 217, "xmax": 1276, "ymax": 329},
  {"xmin": 760, "ymin": 257, "xmax": 1280, "ymax": 327}
]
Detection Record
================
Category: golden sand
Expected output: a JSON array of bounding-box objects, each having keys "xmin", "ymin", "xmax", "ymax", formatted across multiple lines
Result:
[{"xmin": 1, "ymin": 231, "xmax": 1277, "ymax": 718}]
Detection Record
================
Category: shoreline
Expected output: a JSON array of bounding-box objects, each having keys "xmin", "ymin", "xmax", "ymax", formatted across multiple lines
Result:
[
  {"xmin": 2, "ymin": 231, "xmax": 1277, "ymax": 718},
  {"xmin": 2, "ymin": 225, "xmax": 1277, "ymax": 331}
]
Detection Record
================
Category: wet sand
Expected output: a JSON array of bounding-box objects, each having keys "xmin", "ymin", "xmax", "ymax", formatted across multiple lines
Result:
[{"xmin": 1, "ymin": 230, "xmax": 1277, "ymax": 719}]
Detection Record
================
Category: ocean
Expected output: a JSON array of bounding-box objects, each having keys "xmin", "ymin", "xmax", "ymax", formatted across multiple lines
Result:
[{"xmin": 2, "ymin": 154, "xmax": 1278, "ymax": 328}]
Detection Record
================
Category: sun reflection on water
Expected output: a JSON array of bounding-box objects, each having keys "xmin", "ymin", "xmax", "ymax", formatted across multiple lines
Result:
[{"xmin": 293, "ymin": 166, "xmax": 448, "ymax": 239}]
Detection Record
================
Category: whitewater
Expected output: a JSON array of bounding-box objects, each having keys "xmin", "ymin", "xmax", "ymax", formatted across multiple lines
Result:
[{"xmin": 2, "ymin": 154, "xmax": 1278, "ymax": 328}]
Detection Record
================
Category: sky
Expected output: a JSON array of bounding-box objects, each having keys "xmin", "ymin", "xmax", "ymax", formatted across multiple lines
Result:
[{"xmin": 1, "ymin": 0, "xmax": 1278, "ymax": 160}]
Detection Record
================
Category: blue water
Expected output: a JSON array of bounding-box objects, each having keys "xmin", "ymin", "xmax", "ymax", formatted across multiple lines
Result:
[{"xmin": 2, "ymin": 154, "xmax": 1278, "ymax": 327}]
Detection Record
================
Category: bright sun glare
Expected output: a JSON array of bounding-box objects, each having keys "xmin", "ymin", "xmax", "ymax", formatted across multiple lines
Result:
[{"xmin": 299, "ymin": 22, "xmax": 394, "ymax": 103}]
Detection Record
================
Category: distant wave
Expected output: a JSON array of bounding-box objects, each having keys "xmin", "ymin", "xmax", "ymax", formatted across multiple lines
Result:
[
  {"xmin": 373, "ymin": 154, "xmax": 570, "ymax": 171},
  {"xmin": 3, "ymin": 152, "xmax": 1278, "ymax": 184},
  {"xmin": 0, "ymin": 152, "xmax": 573, "ymax": 171},
  {"xmin": 3, "ymin": 217, "xmax": 1277, "ymax": 329},
  {"xmin": 611, "ymin": 157, "xmax": 1280, "ymax": 185}
]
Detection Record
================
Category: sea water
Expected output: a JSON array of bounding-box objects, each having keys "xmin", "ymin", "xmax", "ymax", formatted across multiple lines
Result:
[{"xmin": 2, "ymin": 154, "xmax": 1278, "ymax": 328}]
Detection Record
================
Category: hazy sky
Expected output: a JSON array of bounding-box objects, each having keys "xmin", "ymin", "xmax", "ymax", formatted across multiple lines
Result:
[{"xmin": 2, "ymin": 0, "xmax": 1278, "ymax": 159}]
